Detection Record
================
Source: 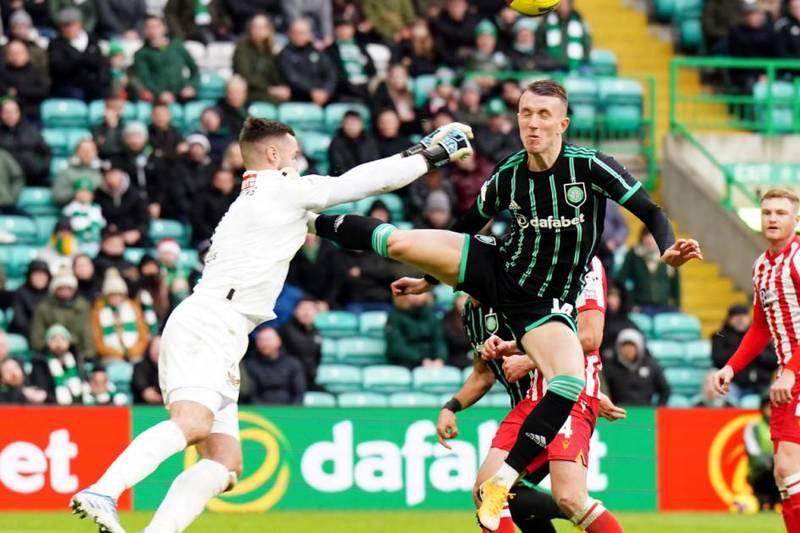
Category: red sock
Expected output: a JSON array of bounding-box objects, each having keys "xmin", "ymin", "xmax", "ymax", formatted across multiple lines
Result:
[
  {"xmin": 573, "ymin": 498, "xmax": 624, "ymax": 533},
  {"xmin": 787, "ymin": 494, "xmax": 800, "ymax": 532},
  {"xmin": 783, "ymin": 498, "xmax": 797, "ymax": 533},
  {"xmin": 481, "ymin": 504, "xmax": 515, "ymax": 533},
  {"xmin": 584, "ymin": 510, "xmax": 624, "ymax": 533}
]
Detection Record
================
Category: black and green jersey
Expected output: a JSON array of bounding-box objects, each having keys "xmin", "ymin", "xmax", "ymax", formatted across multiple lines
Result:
[
  {"xmin": 461, "ymin": 298, "xmax": 533, "ymax": 408},
  {"xmin": 475, "ymin": 142, "xmax": 642, "ymax": 305}
]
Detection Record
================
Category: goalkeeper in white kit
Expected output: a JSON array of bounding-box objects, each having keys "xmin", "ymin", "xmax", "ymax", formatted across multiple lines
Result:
[{"xmin": 70, "ymin": 117, "xmax": 473, "ymax": 533}]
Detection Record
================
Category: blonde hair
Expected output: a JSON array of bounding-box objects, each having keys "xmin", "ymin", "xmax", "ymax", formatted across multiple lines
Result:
[{"xmin": 761, "ymin": 187, "xmax": 800, "ymax": 209}]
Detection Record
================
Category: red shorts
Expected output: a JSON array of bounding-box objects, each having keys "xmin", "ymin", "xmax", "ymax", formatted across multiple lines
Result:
[
  {"xmin": 770, "ymin": 375, "xmax": 800, "ymax": 446},
  {"xmin": 490, "ymin": 393, "xmax": 599, "ymax": 473}
]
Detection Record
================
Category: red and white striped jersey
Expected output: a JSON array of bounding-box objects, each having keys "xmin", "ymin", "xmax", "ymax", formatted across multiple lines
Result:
[
  {"xmin": 527, "ymin": 257, "xmax": 608, "ymax": 401},
  {"xmin": 752, "ymin": 236, "xmax": 800, "ymax": 367}
]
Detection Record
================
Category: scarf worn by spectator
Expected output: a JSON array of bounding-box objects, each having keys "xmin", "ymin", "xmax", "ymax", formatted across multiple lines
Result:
[
  {"xmin": 139, "ymin": 290, "xmax": 159, "ymax": 335},
  {"xmin": 48, "ymin": 351, "xmax": 84, "ymax": 405},
  {"xmin": 195, "ymin": 0, "xmax": 212, "ymax": 26},
  {"xmin": 98, "ymin": 300, "xmax": 140, "ymax": 353},
  {"xmin": 544, "ymin": 12, "xmax": 586, "ymax": 70},
  {"xmin": 83, "ymin": 382, "xmax": 127, "ymax": 406}
]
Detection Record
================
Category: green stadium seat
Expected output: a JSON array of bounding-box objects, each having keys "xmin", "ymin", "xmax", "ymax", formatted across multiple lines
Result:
[
  {"xmin": 671, "ymin": 0, "xmax": 702, "ymax": 21},
  {"xmin": 666, "ymin": 394, "xmax": 692, "ymax": 407},
  {"xmin": 487, "ymin": 393, "xmax": 511, "ymax": 408},
  {"xmin": 295, "ymin": 130, "xmax": 331, "ymax": 167},
  {"xmin": 362, "ymin": 365, "xmax": 411, "ymax": 393},
  {"xmin": 590, "ymin": 49, "xmax": 617, "ymax": 77},
  {"xmin": 412, "ymin": 366, "xmax": 462, "ymax": 394},
  {"xmin": 664, "ymin": 366, "xmax": 706, "ymax": 396},
  {"xmin": 35, "ymin": 215, "xmax": 58, "ymax": 245},
  {"xmin": 413, "ymin": 74, "xmax": 437, "ymax": 106},
  {"xmin": 388, "ymin": 392, "xmax": 440, "ymax": 408},
  {"xmin": 647, "ymin": 339, "xmax": 685, "ymax": 368},
  {"xmin": 4, "ymin": 245, "xmax": 38, "ymax": 277},
  {"xmin": 563, "ymin": 77, "xmax": 598, "ymax": 104},
  {"xmin": 653, "ymin": 312, "xmax": 702, "ymax": 341},
  {"xmin": 0, "ymin": 216, "xmax": 38, "ymax": 245},
  {"xmin": 149, "ymin": 219, "xmax": 190, "ymax": 247},
  {"xmin": 324, "ymin": 103, "xmax": 372, "ymax": 132},
  {"xmin": 684, "ymin": 339, "xmax": 712, "ymax": 368},
  {"xmin": 18, "ymin": 188, "xmax": 58, "ymax": 216},
  {"xmin": 569, "ymin": 104, "xmax": 597, "ymax": 135},
  {"xmin": 5, "ymin": 307, "xmax": 13, "ymax": 326},
  {"xmin": 247, "ymin": 101, "xmax": 278, "ymax": 120},
  {"xmin": 359, "ymin": 310, "xmax": 388, "ymax": 337},
  {"xmin": 739, "ymin": 394, "xmax": 762, "ymax": 409},
  {"xmin": 105, "ymin": 360, "xmax": 134, "ymax": 387},
  {"xmin": 321, "ymin": 338, "xmax": 338, "ymax": 363},
  {"xmin": 354, "ymin": 193, "xmax": 405, "ymax": 221},
  {"xmin": 599, "ymin": 79, "xmax": 643, "ymax": 135},
  {"xmin": 628, "ymin": 312, "xmax": 653, "ymax": 337},
  {"xmin": 462, "ymin": 366, "xmax": 473, "ymax": 382},
  {"xmin": 197, "ymin": 71, "xmax": 227, "ymax": 100},
  {"xmin": 321, "ymin": 201, "xmax": 356, "ymax": 216},
  {"xmin": 316, "ymin": 364, "xmax": 362, "ymax": 393},
  {"xmin": 182, "ymin": 100, "xmax": 216, "ymax": 133},
  {"xmin": 754, "ymin": 81, "xmax": 796, "ymax": 133},
  {"xmin": 337, "ymin": 391, "xmax": 389, "ymax": 408},
  {"xmin": 7, "ymin": 333, "xmax": 29, "ymax": 360},
  {"xmin": 678, "ymin": 18, "xmax": 703, "ymax": 53},
  {"xmin": 303, "ymin": 391, "xmax": 337, "ymax": 407},
  {"xmin": 652, "ymin": 0, "xmax": 676, "ymax": 22},
  {"xmin": 278, "ymin": 103, "xmax": 325, "ymax": 131},
  {"xmin": 433, "ymin": 284, "xmax": 455, "ymax": 309},
  {"xmin": 41, "ymin": 99, "xmax": 88, "ymax": 128},
  {"xmin": 123, "ymin": 247, "xmax": 146, "ymax": 265},
  {"xmin": 604, "ymin": 105, "xmax": 643, "ymax": 134},
  {"xmin": 87, "ymin": 100, "xmax": 137, "ymax": 126},
  {"xmin": 44, "ymin": 128, "xmax": 92, "ymax": 157},
  {"xmin": 50, "ymin": 157, "xmax": 69, "ymax": 180},
  {"xmin": 5, "ymin": 277, "xmax": 24, "ymax": 291},
  {"xmin": 336, "ymin": 336, "xmax": 387, "ymax": 365},
  {"xmin": 314, "ymin": 311, "xmax": 359, "ymax": 338}
]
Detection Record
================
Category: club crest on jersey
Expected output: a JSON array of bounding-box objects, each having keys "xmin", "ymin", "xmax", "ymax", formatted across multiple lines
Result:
[
  {"xmin": 484, "ymin": 312, "xmax": 499, "ymax": 334},
  {"xmin": 564, "ymin": 182, "xmax": 586, "ymax": 209}
]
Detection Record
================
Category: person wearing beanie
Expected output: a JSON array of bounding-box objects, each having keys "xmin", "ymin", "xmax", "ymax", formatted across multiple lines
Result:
[
  {"xmin": 468, "ymin": 19, "xmax": 510, "ymax": 90},
  {"xmin": 603, "ymin": 328, "xmax": 671, "ymax": 406},
  {"xmin": 48, "ymin": 6, "xmax": 110, "ymax": 101},
  {"xmin": 4, "ymin": 10, "xmax": 48, "ymax": 74},
  {"xmin": 473, "ymin": 97, "xmax": 523, "ymax": 164},
  {"xmin": 90, "ymin": 268, "xmax": 149, "ymax": 361},
  {"xmin": 29, "ymin": 323, "xmax": 88, "ymax": 405},
  {"xmin": 421, "ymin": 189, "xmax": 453, "ymax": 229},
  {"xmin": 63, "ymin": 177, "xmax": 106, "ymax": 245},
  {"xmin": 52, "ymin": 138, "xmax": 103, "ymax": 206},
  {"xmin": 29, "ymin": 266, "xmax": 93, "ymax": 358},
  {"xmin": 37, "ymin": 218, "xmax": 81, "ymax": 275},
  {"xmin": 509, "ymin": 17, "xmax": 557, "ymax": 72},
  {"xmin": 156, "ymin": 238, "xmax": 187, "ymax": 291},
  {"xmin": 9, "ymin": 260, "xmax": 52, "ymax": 338}
]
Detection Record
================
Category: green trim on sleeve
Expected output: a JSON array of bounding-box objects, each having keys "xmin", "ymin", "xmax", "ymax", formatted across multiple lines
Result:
[
  {"xmin": 458, "ymin": 234, "xmax": 471, "ymax": 285},
  {"xmin": 618, "ymin": 180, "xmax": 643, "ymax": 205}
]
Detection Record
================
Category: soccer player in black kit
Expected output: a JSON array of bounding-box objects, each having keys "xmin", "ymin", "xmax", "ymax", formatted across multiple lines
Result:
[{"xmin": 311, "ymin": 79, "xmax": 703, "ymax": 529}]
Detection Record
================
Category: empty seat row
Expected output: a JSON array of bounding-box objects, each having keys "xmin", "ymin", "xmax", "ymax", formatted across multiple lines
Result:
[
  {"xmin": 316, "ymin": 364, "xmax": 464, "ymax": 395},
  {"xmin": 629, "ymin": 312, "xmax": 702, "ymax": 341},
  {"xmin": 648, "ymin": 339, "xmax": 711, "ymax": 368},
  {"xmin": 304, "ymin": 390, "xmax": 511, "ymax": 408}
]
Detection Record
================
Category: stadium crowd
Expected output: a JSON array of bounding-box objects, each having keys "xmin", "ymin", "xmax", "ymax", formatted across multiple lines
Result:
[{"xmin": 0, "ymin": 0, "xmax": 775, "ymax": 410}]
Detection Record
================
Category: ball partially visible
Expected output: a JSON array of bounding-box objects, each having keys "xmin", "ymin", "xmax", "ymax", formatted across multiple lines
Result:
[
  {"xmin": 728, "ymin": 493, "xmax": 759, "ymax": 514},
  {"xmin": 507, "ymin": 0, "xmax": 561, "ymax": 16}
]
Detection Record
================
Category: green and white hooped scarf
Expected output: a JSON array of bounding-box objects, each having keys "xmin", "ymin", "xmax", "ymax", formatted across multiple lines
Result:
[
  {"xmin": 98, "ymin": 300, "xmax": 141, "ymax": 353},
  {"xmin": 48, "ymin": 352, "xmax": 85, "ymax": 405},
  {"xmin": 195, "ymin": 0, "xmax": 211, "ymax": 25},
  {"xmin": 83, "ymin": 382, "xmax": 128, "ymax": 406},
  {"xmin": 544, "ymin": 12, "xmax": 587, "ymax": 70},
  {"xmin": 139, "ymin": 290, "xmax": 159, "ymax": 334}
]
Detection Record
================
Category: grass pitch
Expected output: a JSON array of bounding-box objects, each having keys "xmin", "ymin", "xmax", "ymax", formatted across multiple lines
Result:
[{"xmin": 0, "ymin": 511, "xmax": 783, "ymax": 532}]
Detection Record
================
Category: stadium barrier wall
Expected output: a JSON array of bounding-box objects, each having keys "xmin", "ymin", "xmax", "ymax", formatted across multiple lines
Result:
[{"xmin": 0, "ymin": 406, "xmax": 756, "ymax": 512}]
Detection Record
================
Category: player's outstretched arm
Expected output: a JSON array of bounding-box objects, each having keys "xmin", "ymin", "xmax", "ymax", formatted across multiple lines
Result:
[{"xmin": 436, "ymin": 358, "xmax": 495, "ymax": 449}]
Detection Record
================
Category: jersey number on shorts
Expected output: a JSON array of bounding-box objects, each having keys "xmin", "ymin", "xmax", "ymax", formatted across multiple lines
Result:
[
  {"xmin": 551, "ymin": 299, "xmax": 575, "ymax": 316},
  {"xmin": 557, "ymin": 415, "xmax": 573, "ymax": 439}
]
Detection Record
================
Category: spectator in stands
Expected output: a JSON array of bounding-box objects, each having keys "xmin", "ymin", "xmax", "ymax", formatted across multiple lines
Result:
[
  {"xmin": 328, "ymin": 110, "xmax": 380, "ymax": 176},
  {"xmin": 53, "ymin": 138, "xmax": 103, "ymax": 206},
  {"xmin": 132, "ymin": 15, "xmax": 200, "ymax": 104},
  {"xmin": 535, "ymin": 0, "xmax": 591, "ymax": 71},
  {"xmin": 287, "ymin": 234, "xmax": 344, "ymax": 310},
  {"xmin": 509, "ymin": 17, "xmax": 556, "ymax": 72},
  {"xmin": 95, "ymin": 167, "xmax": 150, "ymax": 247},
  {"xmin": 109, "ymin": 122, "xmax": 160, "ymax": 201},
  {"xmin": 137, "ymin": 254, "xmax": 169, "ymax": 334},
  {"xmin": 374, "ymin": 109, "xmax": 413, "ymax": 159},
  {"xmin": 0, "ymin": 357, "xmax": 37, "ymax": 404},
  {"xmin": 48, "ymin": 7, "xmax": 110, "ymax": 101},
  {"xmin": 327, "ymin": 14, "xmax": 375, "ymax": 102},
  {"xmin": 745, "ymin": 396, "xmax": 781, "ymax": 509},
  {"xmin": 106, "ymin": 40, "xmax": 130, "ymax": 99},
  {"xmin": 91, "ymin": 268, "xmax": 149, "ymax": 361},
  {"xmin": 394, "ymin": 19, "xmax": 439, "ymax": 76},
  {"xmin": 341, "ymin": 214, "xmax": 400, "ymax": 308},
  {"xmin": 133, "ymin": 335, "xmax": 162, "ymax": 404},
  {"xmin": 167, "ymin": 133, "xmax": 215, "ymax": 212},
  {"xmin": 617, "ymin": 228, "xmax": 681, "ymax": 313},
  {"xmin": 432, "ymin": 0, "xmax": 480, "ymax": 66},
  {"xmin": 408, "ymin": 167, "xmax": 456, "ymax": 223},
  {"xmin": 419, "ymin": 189, "xmax": 453, "ymax": 230},
  {"xmin": 148, "ymin": 103, "xmax": 184, "ymax": 162},
  {"xmin": 191, "ymin": 168, "xmax": 237, "ymax": 243},
  {"xmin": 776, "ymin": 0, "xmax": 800, "ymax": 58},
  {"xmin": 29, "ymin": 324, "xmax": 87, "ymax": 405},
  {"xmin": 93, "ymin": 227, "xmax": 137, "ymax": 285},
  {"xmin": 188, "ymin": 239, "xmax": 210, "ymax": 291},
  {"xmin": 499, "ymin": 79, "xmax": 524, "ymax": 113},
  {"xmin": 443, "ymin": 293, "xmax": 472, "ymax": 369},
  {"xmin": 38, "ymin": 219, "xmax": 81, "ymax": 274},
  {"xmin": 5, "ymin": 10, "xmax": 48, "ymax": 73},
  {"xmin": 360, "ymin": 0, "xmax": 415, "ymax": 42},
  {"xmin": 0, "ymin": 39, "xmax": 49, "ymax": 121},
  {"xmin": 450, "ymin": 153, "xmax": 495, "ymax": 217},
  {"xmin": 91, "ymin": 96, "xmax": 125, "ymax": 159},
  {"xmin": 9, "ymin": 260, "xmax": 51, "ymax": 338},
  {"xmin": 422, "ymin": 69, "xmax": 459, "ymax": 119},
  {"xmin": 278, "ymin": 17, "xmax": 338, "ymax": 106},
  {"xmin": 695, "ymin": 370, "xmax": 737, "ymax": 407},
  {"xmin": 85, "ymin": 365, "xmax": 129, "ymax": 405},
  {"xmin": 216, "ymin": 75, "xmax": 248, "ymax": 138},
  {"xmin": 245, "ymin": 326, "xmax": 306, "ymax": 405},
  {"xmin": 221, "ymin": 141, "xmax": 244, "ymax": 176},
  {"xmin": 63, "ymin": 178, "xmax": 106, "ymax": 246},
  {"xmin": 225, "ymin": 0, "xmax": 283, "ymax": 34},
  {"xmin": 469, "ymin": 20, "xmax": 511, "ymax": 91},
  {"xmin": 73, "ymin": 253, "xmax": 100, "ymax": 303},
  {"xmin": 599, "ymin": 203, "xmax": 629, "ymax": 275},
  {"xmin": 473, "ymin": 98, "xmax": 522, "ymax": 163},
  {"xmin": 156, "ymin": 237, "xmax": 187, "ymax": 292},
  {"xmin": 96, "ymin": 0, "xmax": 147, "ymax": 39},
  {"xmin": 197, "ymin": 107, "xmax": 232, "ymax": 165},
  {"xmin": 278, "ymin": 298, "xmax": 323, "ymax": 391},
  {"xmin": 455, "ymin": 80, "xmax": 488, "ymax": 128},
  {"xmin": 50, "ymin": 0, "xmax": 98, "ymax": 33},
  {"xmin": 233, "ymin": 13, "xmax": 291, "ymax": 104},
  {"xmin": 164, "ymin": 0, "xmax": 232, "ymax": 44},
  {"xmin": 711, "ymin": 304, "xmax": 777, "ymax": 399},
  {"xmin": 386, "ymin": 292, "xmax": 447, "ymax": 369},
  {"xmin": 728, "ymin": 0, "xmax": 781, "ymax": 92},
  {"xmin": 29, "ymin": 267, "xmax": 94, "ymax": 359},
  {"xmin": 283, "ymin": 0, "xmax": 335, "ymax": 45},
  {"xmin": 702, "ymin": 0, "xmax": 742, "ymax": 52},
  {"xmin": 0, "ymin": 147, "xmax": 24, "ymax": 214},
  {"xmin": 0, "ymin": 98, "xmax": 50, "ymax": 186},
  {"xmin": 603, "ymin": 328, "xmax": 670, "ymax": 406},
  {"xmin": 372, "ymin": 63, "xmax": 419, "ymax": 135}
]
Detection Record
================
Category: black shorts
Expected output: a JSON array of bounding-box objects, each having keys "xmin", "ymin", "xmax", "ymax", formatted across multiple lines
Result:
[{"xmin": 454, "ymin": 234, "xmax": 578, "ymax": 341}]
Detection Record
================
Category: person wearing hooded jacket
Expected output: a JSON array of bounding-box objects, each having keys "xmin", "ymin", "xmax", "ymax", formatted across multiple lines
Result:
[
  {"xmin": 603, "ymin": 328, "xmax": 670, "ymax": 406},
  {"xmin": 94, "ymin": 167, "xmax": 150, "ymax": 247},
  {"xmin": 29, "ymin": 268, "xmax": 94, "ymax": 358},
  {"xmin": 9, "ymin": 260, "xmax": 51, "ymax": 338},
  {"xmin": 327, "ymin": 111, "xmax": 380, "ymax": 176}
]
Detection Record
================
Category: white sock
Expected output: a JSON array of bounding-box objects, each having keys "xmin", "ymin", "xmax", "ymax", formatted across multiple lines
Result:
[
  {"xmin": 492, "ymin": 462, "xmax": 521, "ymax": 489},
  {"xmin": 91, "ymin": 420, "xmax": 187, "ymax": 500},
  {"xmin": 570, "ymin": 497, "xmax": 605, "ymax": 528},
  {"xmin": 144, "ymin": 459, "xmax": 230, "ymax": 533}
]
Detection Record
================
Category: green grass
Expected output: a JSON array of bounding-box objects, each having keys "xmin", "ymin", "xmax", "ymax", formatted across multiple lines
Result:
[{"xmin": 0, "ymin": 511, "xmax": 784, "ymax": 532}]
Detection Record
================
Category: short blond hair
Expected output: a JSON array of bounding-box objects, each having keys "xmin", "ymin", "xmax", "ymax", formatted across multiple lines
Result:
[{"xmin": 761, "ymin": 187, "xmax": 800, "ymax": 209}]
